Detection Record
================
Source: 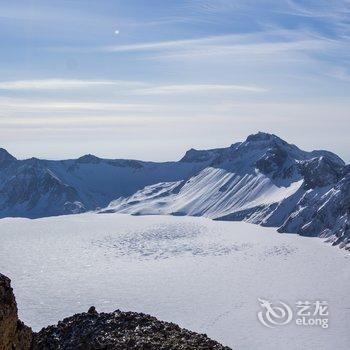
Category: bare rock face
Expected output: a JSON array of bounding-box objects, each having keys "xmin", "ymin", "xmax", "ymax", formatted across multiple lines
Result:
[
  {"xmin": 299, "ymin": 156, "xmax": 344, "ymax": 189},
  {"xmin": 0, "ymin": 274, "xmax": 32, "ymax": 350}
]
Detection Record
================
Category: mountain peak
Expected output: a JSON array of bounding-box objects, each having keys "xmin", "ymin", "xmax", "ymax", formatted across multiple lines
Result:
[
  {"xmin": 180, "ymin": 133, "xmax": 288, "ymax": 163},
  {"xmin": 180, "ymin": 147, "xmax": 225, "ymax": 163},
  {"xmin": 245, "ymin": 132, "xmax": 283, "ymax": 143},
  {"xmin": 77, "ymin": 154, "xmax": 101, "ymax": 164},
  {"xmin": 0, "ymin": 148, "xmax": 16, "ymax": 167}
]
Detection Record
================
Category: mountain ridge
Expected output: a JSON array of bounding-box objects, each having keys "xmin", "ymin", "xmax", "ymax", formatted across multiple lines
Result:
[{"xmin": 1, "ymin": 132, "xmax": 349, "ymax": 249}]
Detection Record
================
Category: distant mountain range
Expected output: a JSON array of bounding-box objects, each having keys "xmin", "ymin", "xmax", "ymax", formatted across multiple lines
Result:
[{"xmin": 1, "ymin": 132, "xmax": 349, "ymax": 248}]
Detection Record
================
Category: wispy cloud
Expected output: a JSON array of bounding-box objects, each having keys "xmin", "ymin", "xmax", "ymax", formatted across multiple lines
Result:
[
  {"xmin": 0, "ymin": 79, "xmax": 267, "ymax": 96},
  {"xmin": 0, "ymin": 79, "xmax": 146, "ymax": 91},
  {"xmin": 187, "ymin": 0, "xmax": 246, "ymax": 14},
  {"xmin": 284, "ymin": 0, "xmax": 350, "ymax": 38},
  {"xmin": 286, "ymin": 0, "xmax": 350, "ymax": 20},
  {"xmin": 0, "ymin": 98, "xmax": 156, "ymax": 112},
  {"xmin": 136, "ymin": 83, "xmax": 267, "ymax": 95},
  {"xmin": 47, "ymin": 37, "xmax": 216, "ymax": 55},
  {"xmin": 327, "ymin": 67, "xmax": 350, "ymax": 82},
  {"xmin": 63, "ymin": 28, "xmax": 336, "ymax": 63}
]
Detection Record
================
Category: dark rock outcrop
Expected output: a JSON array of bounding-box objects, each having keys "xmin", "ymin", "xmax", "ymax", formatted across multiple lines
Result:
[
  {"xmin": 255, "ymin": 144, "xmax": 288, "ymax": 176},
  {"xmin": 0, "ymin": 274, "xmax": 32, "ymax": 350},
  {"xmin": 299, "ymin": 156, "xmax": 344, "ymax": 189},
  {"xmin": 279, "ymin": 173, "xmax": 350, "ymax": 246},
  {"xmin": 34, "ymin": 308, "xmax": 231, "ymax": 350},
  {"xmin": 0, "ymin": 273, "xmax": 231, "ymax": 350}
]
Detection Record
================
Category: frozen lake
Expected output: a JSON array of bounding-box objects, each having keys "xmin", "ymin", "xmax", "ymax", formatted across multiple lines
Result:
[{"xmin": 0, "ymin": 213, "xmax": 349, "ymax": 349}]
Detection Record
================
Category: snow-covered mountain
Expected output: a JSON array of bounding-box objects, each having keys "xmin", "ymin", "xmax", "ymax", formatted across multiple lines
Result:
[
  {"xmin": 0, "ymin": 132, "xmax": 349, "ymax": 248},
  {"xmin": 0, "ymin": 149, "xmax": 204, "ymax": 218},
  {"xmin": 102, "ymin": 132, "xmax": 350, "ymax": 249}
]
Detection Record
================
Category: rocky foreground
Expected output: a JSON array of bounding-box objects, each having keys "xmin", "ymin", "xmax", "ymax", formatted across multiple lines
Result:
[
  {"xmin": 0, "ymin": 273, "xmax": 231, "ymax": 350},
  {"xmin": 0, "ymin": 274, "xmax": 32, "ymax": 350}
]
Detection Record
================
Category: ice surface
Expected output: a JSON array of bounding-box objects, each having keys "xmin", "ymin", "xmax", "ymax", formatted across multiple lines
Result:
[{"xmin": 0, "ymin": 213, "xmax": 349, "ymax": 349}]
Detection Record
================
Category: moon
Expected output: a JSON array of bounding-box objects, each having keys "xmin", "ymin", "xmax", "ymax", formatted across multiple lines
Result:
[{"xmin": 114, "ymin": 30, "xmax": 120, "ymax": 35}]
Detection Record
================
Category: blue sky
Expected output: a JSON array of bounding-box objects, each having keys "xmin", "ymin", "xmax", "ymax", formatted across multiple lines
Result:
[{"xmin": 0, "ymin": 0, "xmax": 349, "ymax": 161}]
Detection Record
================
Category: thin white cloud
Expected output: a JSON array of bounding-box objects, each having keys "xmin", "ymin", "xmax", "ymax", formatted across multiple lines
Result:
[
  {"xmin": 0, "ymin": 79, "xmax": 267, "ymax": 96},
  {"xmin": 53, "ymin": 28, "xmax": 330, "ymax": 55},
  {"xmin": 95, "ymin": 30, "xmax": 335, "ymax": 61},
  {"xmin": 0, "ymin": 79, "xmax": 146, "ymax": 91},
  {"xmin": 136, "ymin": 84, "xmax": 267, "ymax": 95},
  {"xmin": 121, "ymin": 17, "xmax": 189, "ymax": 28},
  {"xmin": 0, "ymin": 115, "xmax": 164, "ymax": 127},
  {"xmin": 0, "ymin": 98, "xmax": 156, "ymax": 112},
  {"xmin": 102, "ymin": 37, "xmax": 214, "ymax": 53},
  {"xmin": 327, "ymin": 67, "xmax": 350, "ymax": 82},
  {"xmin": 190, "ymin": 0, "xmax": 350, "ymax": 23},
  {"xmin": 286, "ymin": 0, "xmax": 350, "ymax": 20},
  {"xmin": 152, "ymin": 40, "xmax": 331, "ymax": 62},
  {"xmin": 187, "ymin": 0, "xmax": 245, "ymax": 14}
]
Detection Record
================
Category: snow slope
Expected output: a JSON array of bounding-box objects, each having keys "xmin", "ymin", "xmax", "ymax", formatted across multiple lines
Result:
[
  {"xmin": 0, "ymin": 213, "xmax": 349, "ymax": 349},
  {"xmin": 105, "ymin": 167, "xmax": 303, "ymax": 218}
]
